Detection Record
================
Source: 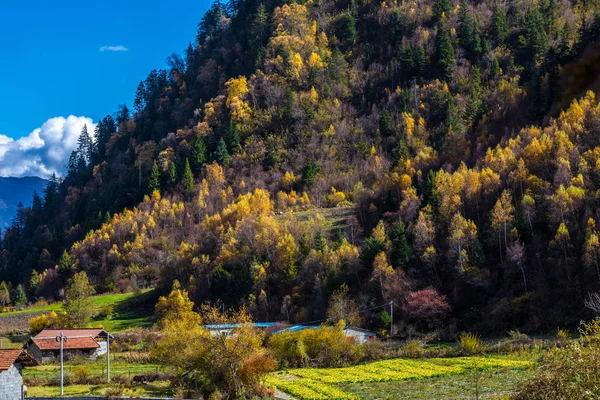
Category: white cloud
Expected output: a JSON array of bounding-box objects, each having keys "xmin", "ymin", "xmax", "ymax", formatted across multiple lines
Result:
[
  {"xmin": 0, "ymin": 116, "xmax": 96, "ymax": 178},
  {"xmin": 99, "ymin": 45, "xmax": 129, "ymax": 52}
]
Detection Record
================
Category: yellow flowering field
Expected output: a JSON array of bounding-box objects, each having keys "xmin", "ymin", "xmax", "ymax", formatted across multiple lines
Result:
[{"xmin": 266, "ymin": 356, "xmax": 533, "ymax": 400}]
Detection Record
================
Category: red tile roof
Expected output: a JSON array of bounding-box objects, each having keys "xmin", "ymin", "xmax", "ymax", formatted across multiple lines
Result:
[
  {"xmin": 36, "ymin": 328, "xmax": 112, "ymax": 339},
  {"xmin": 0, "ymin": 349, "xmax": 38, "ymax": 371},
  {"xmin": 31, "ymin": 336, "xmax": 100, "ymax": 351},
  {"xmin": 0, "ymin": 350, "xmax": 22, "ymax": 371}
]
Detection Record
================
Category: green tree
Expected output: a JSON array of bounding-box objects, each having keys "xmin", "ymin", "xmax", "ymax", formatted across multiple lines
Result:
[
  {"xmin": 189, "ymin": 136, "xmax": 207, "ymax": 173},
  {"xmin": 399, "ymin": 44, "xmax": 415, "ymax": 80},
  {"xmin": 391, "ymin": 220, "xmax": 411, "ymax": 268},
  {"xmin": 413, "ymin": 46, "xmax": 427, "ymax": 78},
  {"xmin": 182, "ymin": 158, "xmax": 195, "ymax": 192},
  {"xmin": 168, "ymin": 161, "xmax": 177, "ymax": 185},
  {"xmin": 263, "ymin": 140, "xmax": 278, "ymax": 169},
  {"xmin": 464, "ymin": 66, "xmax": 482, "ymax": 128},
  {"xmin": 491, "ymin": 4, "xmax": 508, "ymax": 46},
  {"xmin": 64, "ymin": 271, "xmax": 96, "ymax": 327},
  {"xmin": 433, "ymin": 0, "xmax": 452, "ymax": 22},
  {"xmin": 149, "ymin": 160, "xmax": 161, "ymax": 194},
  {"xmin": 57, "ymin": 250, "xmax": 72, "ymax": 279},
  {"xmin": 302, "ymin": 157, "xmax": 319, "ymax": 188},
  {"xmin": 215, "ymin": 137, "xmax": 231, "ymax": 165},
  {"xmin": 28, "ymin": 270, "xmax": 40, "ymax": 298},
  {"xmin": 380, "ymin": 110, "xmax": 394, "ymax": 137},
  {"xmin": 435, "ymin": 25, "xmax": 455, "ymax": 80},
  {"xmin": 340, "ymin": 12, "xmax": 357, "ymax": 50},
  {"xmin": 14, "ymin": 284, "xmax": 27, "ymax": 307},
  {"xmin": 524, "ymin": 6, "xmax": 548, "ymax": 64},
  {"xmin": 315, "ymin": 230, "xmax": 328, "ymax": 253},
  {"xmin": 457, "ymin": 0, "xmax": 482, "ymax": 60}
]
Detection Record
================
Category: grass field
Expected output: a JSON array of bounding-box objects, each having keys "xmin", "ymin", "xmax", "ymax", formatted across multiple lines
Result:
[
  {"xmin": 267, "ymin": 356, "xmax": 535, "ymax": 400},
  {"xmin": 25, "ymin": 382, "xmax": 171, "ymax": 397},
  {"xmin": 22, "ymin": 355, "xmax": 172, "ymax": 397},
  {"xmin": 0, "ymin": 289, "xmax": 157, "ymax": 336}
]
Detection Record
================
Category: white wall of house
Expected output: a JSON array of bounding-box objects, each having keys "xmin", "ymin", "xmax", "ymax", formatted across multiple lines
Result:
[
  {"xmin": 344, "ymin": 328, "xmax": 376, "ymax": 344},
  {"xmin": 0, "ymin": 364, "xmax": 23, "ymax": 400},
  {"xmin": 96, "ymin": 341, "xmax": 108, "ymax": 356}
]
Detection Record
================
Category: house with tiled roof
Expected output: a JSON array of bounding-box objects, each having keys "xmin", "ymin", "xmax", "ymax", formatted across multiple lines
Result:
[
  {"xmin": 24, "ymin": 328, "xmax": 113, "ymax": 363},
  {"xmin": 0, "ymin": 349, "xmax": 38, "ymax": 400}
]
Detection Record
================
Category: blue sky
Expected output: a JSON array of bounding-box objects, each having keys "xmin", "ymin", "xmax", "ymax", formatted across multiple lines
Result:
[{"xmin": 0, "ymin": 0, "xmax": 211, "ymax": 177}]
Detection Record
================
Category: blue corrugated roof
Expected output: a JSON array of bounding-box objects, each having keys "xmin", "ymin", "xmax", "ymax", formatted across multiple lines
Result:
[
  {"xmin": 204, "ymin": 322, "xmax": 278, "ymax": 329},
  {"xmin": 273, "ymin": 325, "xmax": 319, "ymax": 334}
]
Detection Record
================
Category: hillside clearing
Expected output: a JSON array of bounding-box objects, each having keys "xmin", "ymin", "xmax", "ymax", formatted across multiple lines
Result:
[{"xmin": 0, "ymin": 289, "xmax": 157, "ymax": 335}]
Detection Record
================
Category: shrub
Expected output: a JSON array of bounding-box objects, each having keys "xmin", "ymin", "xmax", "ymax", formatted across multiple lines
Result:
[
  {"xmin": 268, "ymin": 324, "xmax": 361, "ymax": 368},
  {"xmin": 48, "ymin": 370, "xmax": 74, "ymax": 386},
  {"xmin": 514, "ymin": 338, "xmax": 600, "ymax": 398},
  {"xmin": 104, "ymin": 385, "xmax": 125, "ymax": 397},
  {"xmin": 458, "ymin": 332, "xmax": 485, "ymax": 355},
  {"xmin": 401, "ymin": 340, "xmax": 424, "ymax": 358},
  {"xmin": 71, "ymin": 366, "xmax": 89, "ymax": 384},
  {"xmin": 555, "ymin": 328, "xmax": 570, "ymax": 347},
  {"xmin": 96, "ymin": 304, "xmax": 114, "ymax": 319}
]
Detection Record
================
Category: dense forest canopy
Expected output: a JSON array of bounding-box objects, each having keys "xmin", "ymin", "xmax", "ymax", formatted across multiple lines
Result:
[{"xmin": 3, "ymin": 0, "xmax": 600, "ymax": 334}]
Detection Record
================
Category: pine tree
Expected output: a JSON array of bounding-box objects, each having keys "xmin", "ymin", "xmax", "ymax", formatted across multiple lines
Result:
[
  {"xmin": 433, "ymin": 0, "xmax": 452, "ymax": 22},
  {"xmin": 524, "ymin": 6, "xmax": 548, "ymax": 64},
  {"xmin": 14, "ymin": 284, "xmax": 27, "ymax": 307},
  {"xmin": 67, "ymin": 151, "xmax": 78, "ymax": 179},
  {"xmin": 399, "ymin": 43, "xmax": 415, "ymax": 81},
  {"xmin": 302, "ymin": 157, "xmax": 319, "ymax": 188},
  {"xmin": 77, "ymin": 124, "xmax": 93, "ymax": 166},
  {"xmin": 435, "ymin": 25, "xmax": 455, "ymax": 80},
  {"xmin": 379, "ymin": 110, "xmax": 394, "ymax": 137},
  {"xmin": 393, "ymin": 138, "xmax": 410, "ymax": 165},
  {"xmin": 458, "ymin": 0, "xmax": 482, "ymax": 61},
  {"xmin": 491, "ymin": 4, "xmax": 508, "ymax": 46},
  {"xmin": 283, "ymin": 89, "xmax": 295, "ymax": 123},
  {"xmin": 215, "ymin": 137, "xmax": 231, "ymax": 165},
  {"xmin": 168, "ymin": 162, "xmax": 177, "ymax": 185},
  {"xmin": 315, "ymin": 230, "xmax": 328, "ymax": 253},
  {"xmin": 464, "ymin": 66, "xmax": 482, "ymax": 128},
  {"xmin": 413, "ymin": 46, "xmax": 427, "ymax": 78},
  {"xmin": 57, "ymin": 250, "xmax": 72, "ymax": 278},
  {"xmin": 491, "ymin": 57, "xmax": 501, "ymax": 76},
  {"xmin": 133, "ymin": 81, "xmax": 147, "ymax": 112},
  {"xmin": 299, "ymin": 232, "xmax": 311, "ymax": 257},
  {"xmin": 149, "ymin": 160, "xmax": 161, "ymax": 194},
  {"xmin": 341, "ymin": 12, "xmax": 357, "ymax": 50},
  {"xmin": 189, "ymin": 136, "xmax": 207, "ymax": 172},
  {"xmin": 28, "ymin": 270, "xmax": 40, "ymax": 298},
  {"xmin": 263, "ymin": 141, "xmax": 278, "ymax": 169},
  {"xmin": 391, "ymin": 220, "xmax": 411, "ymax": 268},
  {"xmin": 249, "ymin": 3, "xmax": 269, "ymax": 55},
  {"xmin": 182, "ymin": 158, "xmax": 195, "ymax": 192},
  {"xmin": 64, "ymin": 271, "xmax": 96, "ymax": 327}
]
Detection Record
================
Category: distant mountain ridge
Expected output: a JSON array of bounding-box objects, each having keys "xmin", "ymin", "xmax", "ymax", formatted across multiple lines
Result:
[{"xmin": 0, "ymin": 176, "xmax": 48, "ymax": 228}]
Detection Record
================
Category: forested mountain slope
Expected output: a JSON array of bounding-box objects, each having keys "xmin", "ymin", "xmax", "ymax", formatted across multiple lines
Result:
[{"xmin": 3, "ymin": 0, "xmax": 600, "ymax": 333}]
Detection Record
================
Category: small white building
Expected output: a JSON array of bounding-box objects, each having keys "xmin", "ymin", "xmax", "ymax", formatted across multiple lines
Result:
[
  {"xmin": 343, "ymin": 326, "xmax": 377, "ymax": 344},
  {"xmin": 0, "ymin": 349, "xmax": 38, "ymax": 400}
]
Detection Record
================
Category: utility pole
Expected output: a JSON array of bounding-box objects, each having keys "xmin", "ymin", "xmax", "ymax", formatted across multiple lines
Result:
[
  {"xmin": 106, "ymin": 333, "xmax": 110, "ymax": 383},
  {"xmin": 55, "ymin": 332, "xmax": 67, "ymax": 396},
  {"xmin": 389, "ymin": 301, "xmax": 393, "ymax": 337}
]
